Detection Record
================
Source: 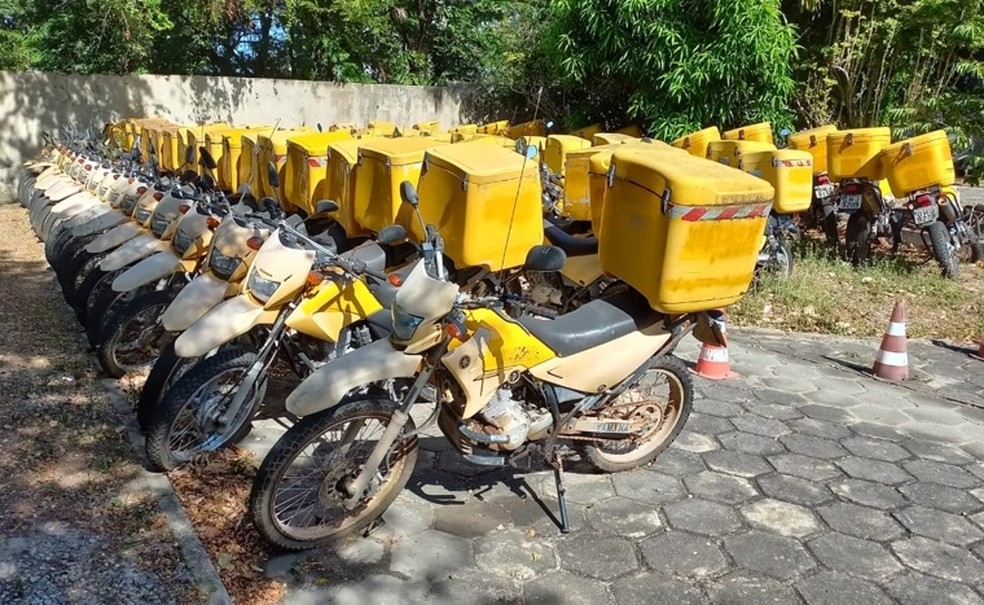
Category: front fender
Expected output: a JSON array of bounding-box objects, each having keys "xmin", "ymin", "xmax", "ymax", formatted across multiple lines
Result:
[
  {"xmin": 87, "ymin": 221, "xmax": 142, "ymax": 254},
  {"xmin": 174, "ymin": 295, "xmax": 278, "ymax": 358},
  {"xmin": 71, "ymin": 209, "xmax": 127, "ymax": 237},
  {"xmin": 49, "ymin": 192, "xmax": 100, "ymax": 218},
  {"xmin": 112, "ymin": 250, "xmax": 182, "ymax": 292},
  {"xmin": 161, "ymin": 271, "xmax": 233, "ymax": 332},
  {"xmin": 99, "ymin": 233, "xmax": 169, "ymax": 272},
  {"xmin": 285, "ymin": 339, "xmax": 423, "ymax": 418},
  {"xmin": 47, "ymin": 181, "xmax": 84, "ymax": 202}
]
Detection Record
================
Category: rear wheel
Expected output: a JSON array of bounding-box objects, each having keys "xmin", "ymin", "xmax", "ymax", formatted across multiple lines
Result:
[
  {"xmin": 96, "ymin": 289, "xmax": 173, "ymax": 377},
  {"xmin": 926, "ymin": 220, "xmax": 959, "ymax": 279},
  {"xmin": 145, "ymin": 346, "xmax": 267, "ymax": 471},
  {"xmin": 249, "ymin": 398, "xmax": 418, "ymax": 551},
  {"xmin": 578, "ymin": 355, "xmax": 693, "ymax": 473},
  {"xmin": 845, "ymin": 212, "xmax": 873, "ymax": 266},
  {"xmin": 822, "ymin": 212, "xmax": 839, "ymax": 246}
]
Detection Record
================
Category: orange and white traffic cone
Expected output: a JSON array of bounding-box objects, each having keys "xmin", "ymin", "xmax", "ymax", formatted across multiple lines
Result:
[
  {"xmin": 694, "ymin": 311, "xmax": 736, "ymax": 380},
  {"xmin": 872, "ymin": 300, "xmax": 910, "ymax": 381}
]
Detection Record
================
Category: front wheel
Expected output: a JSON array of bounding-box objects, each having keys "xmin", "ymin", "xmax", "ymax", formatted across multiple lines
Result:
[
  {"xmin": 578, "ymin": 355, "xmax": 693, "ymax": 473},
  {"xmin": 97, "ymin": 289, "xmax": 174, "ymax": 377},
  {"xmin": 926, "ymin": 220, "xmax": 959, "ymax": 279},
  {"xmin": 144, "ymin": 346, "xmax": 268, "ymax": 471},
  {"xmin": 137, "ymin": 340, "xmax": 202, "ymax": 432},
  {"xmin": 250, "ymin": 398, "xmax": 419, "ymax": 551}
]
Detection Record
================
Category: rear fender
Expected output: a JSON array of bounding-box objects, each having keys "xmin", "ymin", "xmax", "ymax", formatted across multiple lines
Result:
[
  {"xmin": 99, "ymin": 233, "xmax": 169, "ymax": 272},
  {"xmin": 86, "ymin": 221, "xmax": 142, "ymax": 254},
  {"xmin": 285, "ymin": 339, "xmax": 423, "ymax": 417},
  {"xmin": 161, "ymin": 271, "xmax": 234, "ymax": 332},
  {"xmin": 173, "ymin": 295, "xmax": 278, "ymax": 358},
  {"xmin": 112, "ymin": 250, "xmax": 182, "ymax": 292}
]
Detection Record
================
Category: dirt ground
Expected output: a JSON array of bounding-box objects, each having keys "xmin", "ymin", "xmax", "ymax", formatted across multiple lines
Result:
[{"xmin": 0, "ymin": 203, "xmax": 198, "ymax": 603}]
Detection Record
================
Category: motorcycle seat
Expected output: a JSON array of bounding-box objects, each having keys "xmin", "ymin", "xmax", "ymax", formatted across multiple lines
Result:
[
  {"xmin": 543, "ymin": 219, "xmax": 598, "ymax": 257},
  {"xmin": 519, "ymin": 287, "xmax": 659, "ymax": 357}
]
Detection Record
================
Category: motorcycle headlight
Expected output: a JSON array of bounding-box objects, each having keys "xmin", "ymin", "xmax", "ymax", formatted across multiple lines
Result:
[
  {"xmin": 247, "ymin": 271, "xmax": 280, "ymax": 304},
  {"xmin": 391, "ymin": 304, "xmax": 424, "ymax": 342},
  {"xmin": 209, "ymin": 248, "xmax": 242, "ymax": 280},
  {"xmin": 173, "ymin": 229, "xmax": 193, "ymax": 255},
  {"xmin": 121, "ymin": 194, "xmax": 139, "ymax": 214},
  {"xmin": 134, "ymin": 206, "xmax": 152, "ymax": 224},
  {"xmin": 151, "ymin": 213, "xmax": 171, "ymax": 236}
]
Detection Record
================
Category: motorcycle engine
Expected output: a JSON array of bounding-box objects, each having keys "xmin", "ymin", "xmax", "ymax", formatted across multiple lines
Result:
[{"xmin": 479, "ymin": 387, "xmax": 552, "ymax": 450}]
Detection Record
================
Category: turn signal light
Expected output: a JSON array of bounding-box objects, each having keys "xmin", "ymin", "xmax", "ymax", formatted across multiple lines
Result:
[
  {"xmin": 178, "ymin": 204, "xmax": 191, "ymax": 214},
  {"xmin": 206, "ymin": 217, "xmax": 220, "ymax": 229},
  {"xmin": 306, "ymin": 271, "xmax": 324, "ymax": 287},
  {"xmin": 153, "ymin": 191, "xmax": 164, "ymax": 201},
  {"xmin": 246, "ymin": 236, "xmax": 264, "ymax": 251},
  {"xmin": 445, "ymin": 322, "xmax": 465, "ymax": 340},
  {"xmin": 388, "ymin": 273, "xmax": 404, "ymax": 287}
]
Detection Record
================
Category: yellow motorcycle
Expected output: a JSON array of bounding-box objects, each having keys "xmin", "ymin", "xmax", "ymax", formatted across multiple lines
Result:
[
  {"xmin": 143, "ymin": 203, "xmax": 402, "ymax": 471},
  {"xmin": 248, "ymin": 182, "xmax": 719, "ymax": 550}
]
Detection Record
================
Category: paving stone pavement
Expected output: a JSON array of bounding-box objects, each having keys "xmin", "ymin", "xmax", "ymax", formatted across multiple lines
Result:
[{"xmin": 239, "ymin": 329, "xmax": 984, "ymax": 604}]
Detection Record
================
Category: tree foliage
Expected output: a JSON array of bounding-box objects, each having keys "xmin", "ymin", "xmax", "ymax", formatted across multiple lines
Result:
[
  {"xmin": 0, "ymin": 0, "xmax": 982, "ymax": 179},
  {"xmin": 539, "ymin": 0, "xmax": 798, "ymax": 138}
]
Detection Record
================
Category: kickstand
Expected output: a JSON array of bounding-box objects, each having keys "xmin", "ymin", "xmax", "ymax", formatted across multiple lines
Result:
[{"xmin": 552, "ymin": 450, "xmax": 572, "ymax": 534}]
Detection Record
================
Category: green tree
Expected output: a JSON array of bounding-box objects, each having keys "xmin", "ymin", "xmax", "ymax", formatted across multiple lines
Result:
[{"xmin": 538, "ymin": 0, "xmax": 798, "ymax": 138}]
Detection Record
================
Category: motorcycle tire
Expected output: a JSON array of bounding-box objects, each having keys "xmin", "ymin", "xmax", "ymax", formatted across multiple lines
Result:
[
  {"xmin": 578, "ymin": 355, "xmax": 693, "ymax": 473},
  {"xmin": 249, "ymin": 398, "xmax": 418, "ymax": 551},
  {"xmin": 845, "ymin": 213, "xmax": 873, "ymax": 267},
  {"xmin": 45, "ymin": 223, "xmax": 77, "ymax": 263},
  {"xmin": 65, "ymin": 254, "xmax": 106, "ymax": 310},
  {"xmin": 926, "ymin": 220, "xmax": 959, "ymax": 279},
  {"xmin": 145, "ymin": 346, "xmax": 268, "ymax": 472},
  {"xmin": 86, "ymin": 277, "xmax": 136, "ymax": 348},
  {"xmin": 56, "ymin": 243, "xmax": 99, "ymax": 296},
  {"xmin": 823, "ymin": 212, "xmax": 839, "ymax": 247},
  {"xmin": 96, "ymin": 288, "xmax": 172, "ymax": 378},
  {"xmin": 138, "ymin": 340, "xmax": 211, "ymax": 432},
  {"xmin": 50, "ymin": 234, "xmax": 96, "ymax": 284}
]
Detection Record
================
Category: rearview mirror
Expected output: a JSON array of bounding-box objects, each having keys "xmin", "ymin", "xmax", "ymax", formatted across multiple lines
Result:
[
  {"xmin": 200, "ymin": 174, "xmax": 216, "ymax": 190},
  {"xmin": 524, "ymin": 245, "xmax": 566, "ymax": 272},
  {"xmin": 184, "ymin": 144, "xmax": 196, "ymax": 165},
  {"xmin": 377, "ymin": 224, "xmax": 408, "ymax": 245},
  {"xmin": 317, "ymin": 122, "xmax": 324, "ymax": 132},
  {"xmin": 515, "ymin": 137, "xmax": 538, "ymax": 160},
  {"xmin": 267, "ymin": 162, "xmax": 280, "ymax": 189},
  {"xmin": 315, "ymin": 199, "xmax": 340, "ymax": 215},
  {"xmin": 181, "ymin": 169, "xmax": 198, "ymax": 182},
  {"xmin": 199, "ymin": 147, "xmax": 217, "ymax": 170},
  {"xmin": 399, "ymin": 181, "xmax": 419, "ymax": 208}
]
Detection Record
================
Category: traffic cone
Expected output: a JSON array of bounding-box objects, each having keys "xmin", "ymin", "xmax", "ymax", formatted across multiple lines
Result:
[
  {"xmin": 694, "ymin": 311, "xmax": 736, "ymax": 380},
  {"xmin": 872, "ymin": 300, "xmax": 910, "ymax": 381}
]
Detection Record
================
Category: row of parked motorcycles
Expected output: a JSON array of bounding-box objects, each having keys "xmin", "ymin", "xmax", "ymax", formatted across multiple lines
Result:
[{"xmin": 18, "ymin": 126, "xmax": 744, "ymax": 552}]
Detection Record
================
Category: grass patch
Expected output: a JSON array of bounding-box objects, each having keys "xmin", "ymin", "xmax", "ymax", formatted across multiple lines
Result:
[{"xmin": 731, "ymin": 239, "xmax": 984, "ymax": 341}]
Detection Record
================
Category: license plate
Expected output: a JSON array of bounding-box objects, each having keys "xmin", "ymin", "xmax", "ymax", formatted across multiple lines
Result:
[
  {"xmin": 815, "ymin": 184, "xmax": 835, "ymax": 199},
  {"xmin": 839, "ymin": 194, "xmax": 862, "ymax": 211},
  {"xmin": 912, "ymin": 204, "xmax": 939, "ymax": 226}
]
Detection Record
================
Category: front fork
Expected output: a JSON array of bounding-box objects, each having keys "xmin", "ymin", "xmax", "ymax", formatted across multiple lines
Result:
[
  {"xmin": 218, "ymin": 309, "xmax": 289, "ymax": 424},
  {"xmin": 341, "ymin": 341, "xmax": 446, "ymax": 510}
]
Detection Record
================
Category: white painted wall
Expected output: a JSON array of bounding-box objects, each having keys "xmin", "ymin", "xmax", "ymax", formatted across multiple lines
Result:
[{"xmin": 0, "ymin": 71, "xmax": 482, "ymax": 200}]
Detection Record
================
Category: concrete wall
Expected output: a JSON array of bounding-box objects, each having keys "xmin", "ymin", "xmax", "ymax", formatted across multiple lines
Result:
[{"xmin": 0, "ymin": 71, "xmax": 485, "ymax": 200}]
